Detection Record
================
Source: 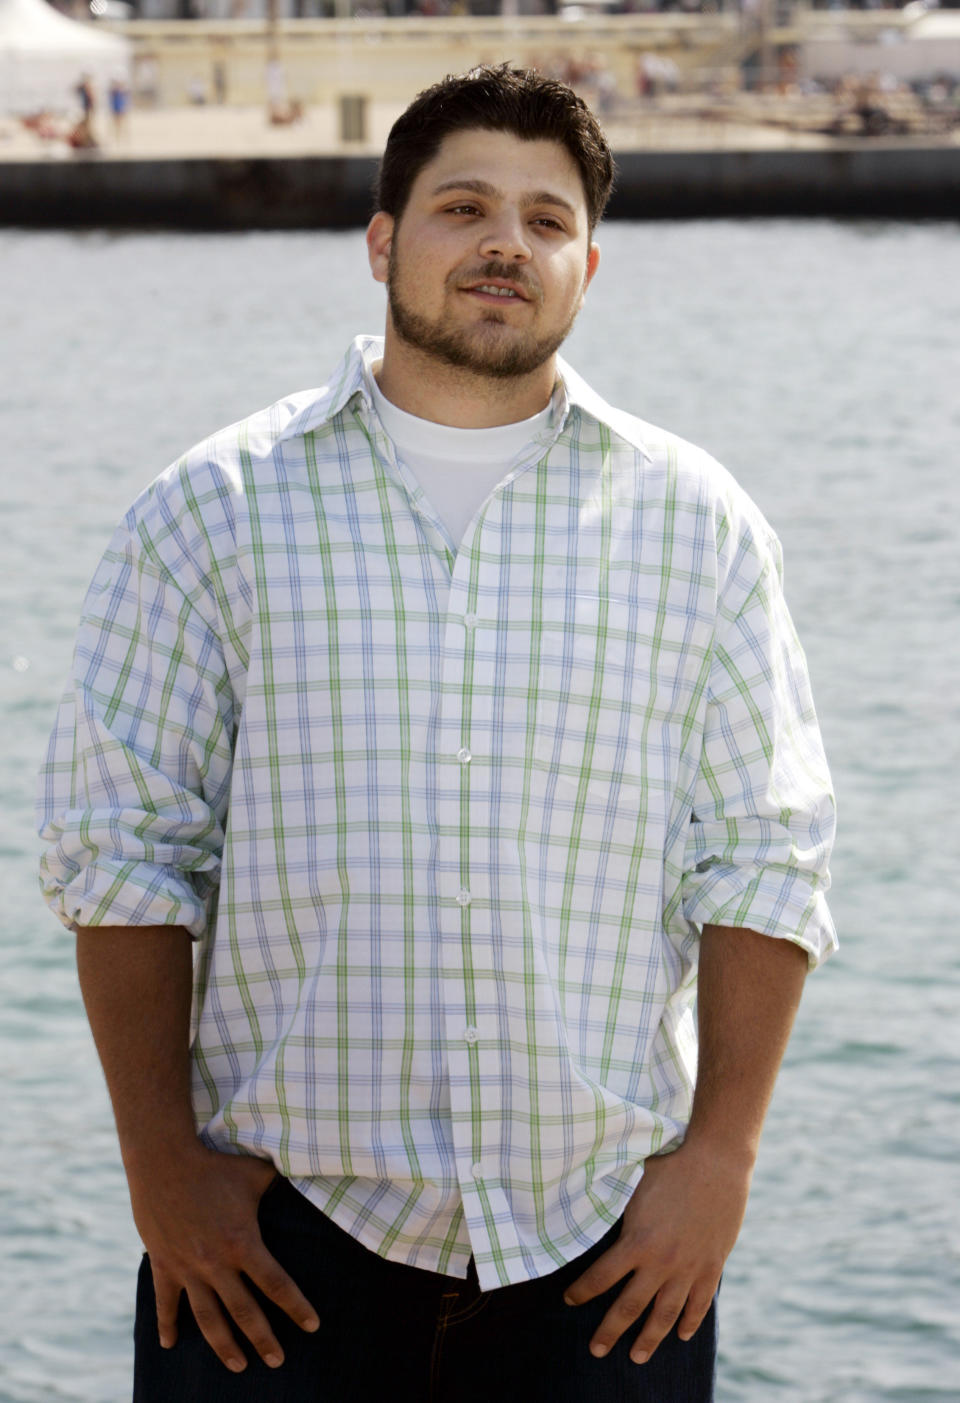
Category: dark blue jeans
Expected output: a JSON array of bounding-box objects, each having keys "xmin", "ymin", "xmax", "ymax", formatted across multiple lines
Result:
[{"xmin": 133, "ymin": 1176, "xmax": 716, "ymax": 1402}]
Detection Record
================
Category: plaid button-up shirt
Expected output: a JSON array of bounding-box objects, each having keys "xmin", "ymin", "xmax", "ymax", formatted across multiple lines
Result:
[{"xmin": 38, "ymin": 336, "xmax": 836, "ymax": 1289}]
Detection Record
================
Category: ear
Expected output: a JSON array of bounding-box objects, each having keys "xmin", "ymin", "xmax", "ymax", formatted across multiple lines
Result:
[
  {"xmin": 583, "ymin": 242, "xmax": 601, "ymax": 295},
  {"xmin": 367, "ymin": 211, "xmax": 395, "ymax": 285},
  {"xmin": 574, "ymin": 242, "xmax": 600, "ymax": 315}
]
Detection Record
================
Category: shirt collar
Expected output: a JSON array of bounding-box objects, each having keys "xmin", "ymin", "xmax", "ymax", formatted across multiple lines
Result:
[
  {"xmin": 556, "ymin": 355, "xmax": 654, "ymax": 464},
  {"xmin": 311, "ymin": 336, "xmax": 652, "ymax": 465},
  {"xmin": 296, "ymin": 334, "xmax": 383, "ymax": 429}
]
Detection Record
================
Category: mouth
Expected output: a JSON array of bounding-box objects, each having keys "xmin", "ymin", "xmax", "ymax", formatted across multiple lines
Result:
[{"xmin": 461, "ymin": 279, "xmax": 531, "ymax": 305}]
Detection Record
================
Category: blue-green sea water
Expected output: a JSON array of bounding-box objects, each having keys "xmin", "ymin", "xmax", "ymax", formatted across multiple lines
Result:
[{"xmin": 1, "ymin": 219, "xmax": 958, "ymax": 1402}]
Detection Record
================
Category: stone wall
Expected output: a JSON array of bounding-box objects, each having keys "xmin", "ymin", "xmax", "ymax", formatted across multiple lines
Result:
[{"xmin": 3, "ymin": 142, "xmax": 958, "ymax": 226}]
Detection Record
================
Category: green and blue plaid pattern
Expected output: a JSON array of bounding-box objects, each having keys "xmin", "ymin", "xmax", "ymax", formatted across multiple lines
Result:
[{"xmin": 38, "ymin": 337, "xmax": 836, "ymax": 1289}]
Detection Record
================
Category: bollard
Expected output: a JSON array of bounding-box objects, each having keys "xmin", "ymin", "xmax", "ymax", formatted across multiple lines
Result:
[{"xmin": 339, "ymin": 95, "xmax": 368, "ymax": 144}]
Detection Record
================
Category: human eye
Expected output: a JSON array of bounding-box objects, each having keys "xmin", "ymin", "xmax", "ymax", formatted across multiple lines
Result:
[
  {"xmin": 531, "ymin": 214, "xmax": 566, "ymax": 232},
  {"xmin": 445, "ymin": 202, "xmax": 482, "ymax": 217}
]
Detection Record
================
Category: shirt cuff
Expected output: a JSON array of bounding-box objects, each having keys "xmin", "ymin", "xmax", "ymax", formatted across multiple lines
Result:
[
  {"xmin": 39, "ymin": 857, "xmax": 212, "ymax": 937},
  {"xmin": 681, "ymin": 862, "xmax": 838, "ymax": 969}
]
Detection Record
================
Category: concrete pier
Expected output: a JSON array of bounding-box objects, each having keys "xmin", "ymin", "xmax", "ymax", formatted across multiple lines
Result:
[{"xmin": 2, "ymin": 140, "xmax": 957, "ymax": 227}]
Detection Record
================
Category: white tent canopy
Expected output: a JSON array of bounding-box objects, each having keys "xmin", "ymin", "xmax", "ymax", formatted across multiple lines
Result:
[{"xmin": 0, "ymin": 0, "xmax": 131, "ymax": 116}]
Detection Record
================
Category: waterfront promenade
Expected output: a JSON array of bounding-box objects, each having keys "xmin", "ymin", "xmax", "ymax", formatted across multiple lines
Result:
[{"xmin": 0, "ymin": 94, "xmax": 862, "ymax": 163}]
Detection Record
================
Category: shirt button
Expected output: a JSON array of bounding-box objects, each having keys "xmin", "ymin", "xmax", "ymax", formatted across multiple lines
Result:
[
  {"xmin": 463, "ymin": 1026, "xmax": 479, "ymax": 1044},
  {"xmin": 463, "ymin": 612, "xmax": 478, "ymax": 629},
  {"xmin": 471, "ymin": 1163, "xmax": 484, "ymax": 1180},
  {"xmin": 455, "ymin": 888, "xmax": 471, "ymax": 907},
  {"xmin": 457, "ymin": 747, "xmax": 472, "ymax": 765}
]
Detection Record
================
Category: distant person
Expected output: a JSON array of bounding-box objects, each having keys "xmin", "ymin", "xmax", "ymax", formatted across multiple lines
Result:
[
  {"xmin": 70, "ymin": 73, "xmax": 97, "ymax": 149},
  {"xmin": 21, "ymin": 110, "xmax": 61, "ymax": 142},
  {"xmin": 265, "ymin": 54, "xmax": 287, "ymax": 121},
  {"xmin": 38, "ymin": 63, "xmax": 836, "ymax": 1403},
  {"xmin": 108, "ymin": 78, "xmax": 130, "ymax": 141},
  {"xmin": 67, "ymin": 114, "xmax": 97, "ymax": 151},
  {"xmin": 269, "ymin": 97, "xmax": 303, "ymax": 126},
  {"xmin": 265, "ymin": 57, "xmax": 303, "ymax": 126},
  {"xmin": 75, "ymin": 73, "xmax": 95, "ymax": 119}
]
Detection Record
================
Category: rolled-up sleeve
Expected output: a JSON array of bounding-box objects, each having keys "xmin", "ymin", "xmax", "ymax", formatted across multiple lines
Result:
[
  {"xmin": 682, "ymin": 528, "xmax": 837, "ymax": 968},
  {"xmin": 38, "ymin": 504, "xmax": 235, "ymax": 937}
]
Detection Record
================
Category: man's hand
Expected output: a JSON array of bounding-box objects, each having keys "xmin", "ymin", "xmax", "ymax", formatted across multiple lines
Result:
[
  {"xmin": 563, "ymin": 926, "xmax": 809, "ymax": 1367},
  {"xmin": 75, "ymin": 926, "xmax": 320, "ymax": 1372},
  {"xmin": 563, "ymin": 1141, "xmax": 752, "ymax": 1365},
  {"xmin": 127, "ymin": 1145, "xmax": 320, "ymax": 1374}
]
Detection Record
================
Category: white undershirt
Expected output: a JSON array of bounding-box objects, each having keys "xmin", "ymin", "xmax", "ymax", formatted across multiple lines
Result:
[{"xmin": 370, "ymin": 377, "xmax": 552, "ymax": 546}]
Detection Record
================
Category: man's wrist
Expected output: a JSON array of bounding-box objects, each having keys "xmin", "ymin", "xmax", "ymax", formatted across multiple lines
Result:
[
  {"xmin": 675, "ymin": 1127, "xmax": 759, "ymax": 1176},
  {"xmin": 120, "ymin": 1127, "xmax": 208, "ymax": 1179}
]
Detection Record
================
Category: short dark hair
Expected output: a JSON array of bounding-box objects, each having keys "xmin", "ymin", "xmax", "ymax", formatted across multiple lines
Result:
[{"xmin": 376, "ymin": 64, "xmax": 615, "ymax": 235}]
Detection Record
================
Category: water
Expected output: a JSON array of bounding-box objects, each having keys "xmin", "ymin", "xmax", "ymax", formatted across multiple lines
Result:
[{"xmin": 2, "ymin": 219, "xmax": 959, "ymax": 1402}]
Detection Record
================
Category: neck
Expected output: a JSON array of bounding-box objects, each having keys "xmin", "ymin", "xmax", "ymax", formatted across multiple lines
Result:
[{"xmin": 375, "ymin": 325, "xmax": 557, "ymax": 428}]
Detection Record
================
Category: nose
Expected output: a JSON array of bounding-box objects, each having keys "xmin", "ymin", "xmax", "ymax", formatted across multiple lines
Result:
[{"xmin": 478, "ymin": 212, "xmax": 531, "ymax": 263}]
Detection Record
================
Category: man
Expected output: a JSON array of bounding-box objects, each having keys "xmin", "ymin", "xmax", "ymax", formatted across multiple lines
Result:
[{"xmin": 38, "ymin": 65, "xmax": 836, "ymax": 1402}]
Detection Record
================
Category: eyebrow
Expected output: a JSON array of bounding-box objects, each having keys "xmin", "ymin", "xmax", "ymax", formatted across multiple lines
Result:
[{"xmin": 430, "ymin": 178, "xmax": 578, "ymax": 220}]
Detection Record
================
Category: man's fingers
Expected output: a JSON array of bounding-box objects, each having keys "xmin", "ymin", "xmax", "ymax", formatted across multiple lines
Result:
[
  {"xmin": 213, "ymin": 1270, "xmax": 305, "ymax": 1370},
  {"xmin": 585, "ymin": 1273, "xmax": 661, "ymax": 1358},
  {"xmin": 625, "ymin": 1288, "xmax": 689, "ymax": 1364},
  {"xmin": 186, "ymin": 1282, "xmax": 251, "ymax": 1373},
  {"xmin": 676, "ymin": 1282, "xmax": 716, "ymax": 1343},
  {"xmin": 153, "ymin": 1247, "xmax": 318, "ymax": 1373},
  {"xmin": 246, "ymin": 1247, "xmax": 320, "ymax": 1334},
  {"xmin": 563, "ymin": 1240, "xmax": 635, "ymax": 1306},
  {"xmin": 152, "ymin": 1267, "xmax": 181, "ymax": 1350}
]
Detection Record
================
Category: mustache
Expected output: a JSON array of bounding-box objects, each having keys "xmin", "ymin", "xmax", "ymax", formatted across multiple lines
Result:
[{"xmin": 452, "ymin": 261, "xmax": 541, "ymax": 302}]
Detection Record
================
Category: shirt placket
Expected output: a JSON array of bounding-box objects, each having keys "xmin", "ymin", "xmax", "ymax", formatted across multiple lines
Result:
[{"xmin": 438, "ymin": 535, "xmax": 520, "ymax": 1286}]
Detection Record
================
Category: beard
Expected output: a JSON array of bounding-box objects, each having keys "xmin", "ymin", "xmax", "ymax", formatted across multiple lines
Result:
[{"xmin": 386, "ymin": 251, "xmax": 580, "ymax": 381}]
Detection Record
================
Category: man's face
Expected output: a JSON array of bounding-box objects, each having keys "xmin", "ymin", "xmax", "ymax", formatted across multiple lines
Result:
[{"xmin": 367, "ymin": 128, "xmax": 600, "ymax": 381}]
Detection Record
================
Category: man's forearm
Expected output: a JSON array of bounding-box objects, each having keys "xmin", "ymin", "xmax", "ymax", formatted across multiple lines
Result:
[
  {"xmin": 685, "ymin": 922, "xmax": 809, "ymax": 1167},
  {"xmin": 75, "ymin": 924, "xmax": 199, "ymax": 1166}
]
